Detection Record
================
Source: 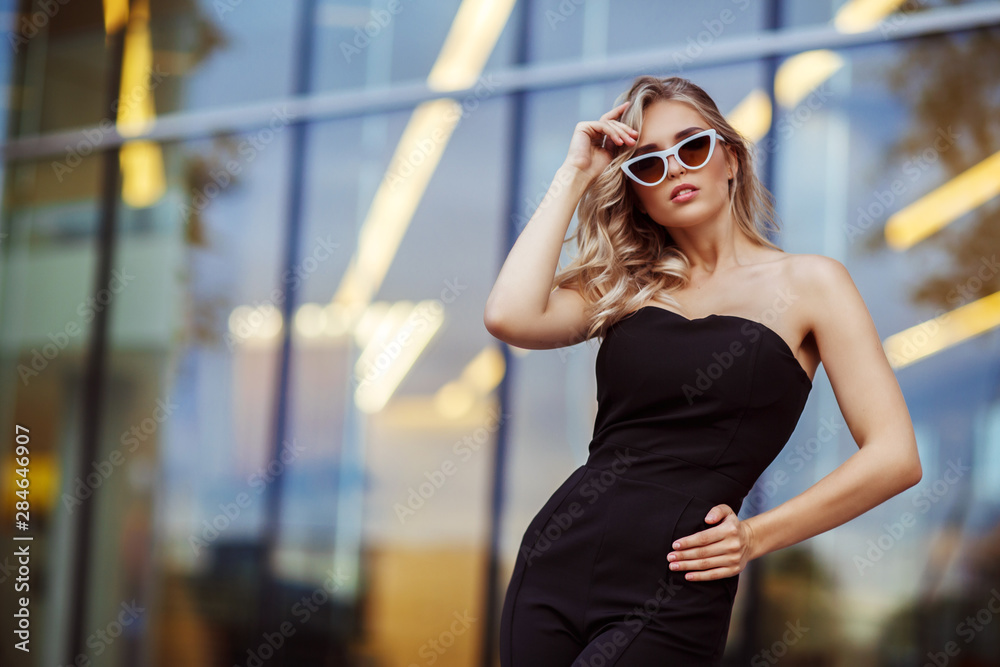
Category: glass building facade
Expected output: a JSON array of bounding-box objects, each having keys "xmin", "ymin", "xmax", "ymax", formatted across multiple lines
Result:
[{"xmin": 0, "ymin": 1, "xmax": 999, "ymax": 665}]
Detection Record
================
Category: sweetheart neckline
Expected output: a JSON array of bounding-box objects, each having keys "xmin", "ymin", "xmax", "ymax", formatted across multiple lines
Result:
[{"xmin": 624, "ymin": 305, "xmax": 813, "ymax": 387}]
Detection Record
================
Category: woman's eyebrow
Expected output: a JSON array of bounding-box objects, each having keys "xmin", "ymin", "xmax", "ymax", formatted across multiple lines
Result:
[{"xmin": 633, "ymin": 126, "xmax": 705, "ymax": 154}]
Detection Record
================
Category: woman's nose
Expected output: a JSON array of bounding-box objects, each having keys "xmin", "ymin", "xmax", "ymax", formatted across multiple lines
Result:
[{"xmin": 666, "ymin": 155, "xmax": 685, "ymax": 178}]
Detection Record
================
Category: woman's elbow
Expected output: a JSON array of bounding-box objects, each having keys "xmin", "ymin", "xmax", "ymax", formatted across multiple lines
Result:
[
  {"xmin": 483, "ymin": 305, "xmax": 511, "ymax": 342},
  {"xmin": 904, "ymin": 458, "xmax": 923, "ymax": 488}
]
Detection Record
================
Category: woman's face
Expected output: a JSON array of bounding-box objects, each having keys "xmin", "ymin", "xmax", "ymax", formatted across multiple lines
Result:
[{"xmin": 625, "ymin": 99, "xmax": 736, "ymax": 228}]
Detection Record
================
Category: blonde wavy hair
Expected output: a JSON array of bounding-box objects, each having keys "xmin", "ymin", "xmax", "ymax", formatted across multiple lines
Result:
[{"xmin": 552, "ymin": 75, "xmax": 784, "ymax": 343}]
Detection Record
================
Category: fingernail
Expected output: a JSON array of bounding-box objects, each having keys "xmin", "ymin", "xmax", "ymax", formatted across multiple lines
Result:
[{"xmin": 673, "ymin": 541, "xmax": 681, "ymax": 549}]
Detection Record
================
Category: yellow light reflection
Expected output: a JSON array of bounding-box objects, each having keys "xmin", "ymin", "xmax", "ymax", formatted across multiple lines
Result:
[
  {"xmin": 354, "ymin": 301, "xmax": 444, "ymax": 413},
  {"xmin": 884, "ymin": 291, "xmax": 1000, "ymax": 370},
  {"xmin": 294, "ymin": 302, "xmax": 328, "ymax": 338},
  {"xmin": 432, "ymin": 345, "xmax": 506, "ymax": 419},
  {"xmin": 460, "ymin": 346, "xmax": 505, "ymax": 393},
  {"xmin": 428, "ymin": 0, "xmax": 517, "ymax": 90},
  {"xmin": 116, "ymin": 0, "xmax": 164, "ymax": 208},
  {"xmin": 119, "ymin": 141, "xmax": 165, "ymax": 208},
  {"xmin": 2, "ymin": 454, "xmax": 58, "ymax": 518},
  {"xmin": 102, "ymin": 0, "xmax": 129, "ymax": 35},
  {"xmin": 726, "ymin": 89, "xmax": 772, "ymax": 143},
  {"xmin": 834, "ymin": 0, "xmax": 910, "ymax": 33},
  {"xmin": 332, "ymin": 0, "xmax": 517, "ymax": 325},
  {"xmin": 775, "ymin": 50, "xmax": 844, "ymax": 109},
  {"xmin": 333, "ymin": 99, "xmax": 461, "ymax": 314},
  {"xmin": 434, "ymin": 380, "xmax": 478, "ymax": 420},
  {"xmin": 885, "ymin": 150, "xmax": 1000, "ymax": 250}
]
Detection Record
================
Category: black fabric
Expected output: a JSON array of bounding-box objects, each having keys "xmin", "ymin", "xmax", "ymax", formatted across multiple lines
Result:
[{"xmin": 500, "ymin": 306, "xmax": 812, "ymax": 666}]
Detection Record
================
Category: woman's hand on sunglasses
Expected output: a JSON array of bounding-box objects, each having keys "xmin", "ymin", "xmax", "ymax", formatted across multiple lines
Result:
[{"xmin": 563, "ymin": 100, "xmax": 638, "ymax": 182}]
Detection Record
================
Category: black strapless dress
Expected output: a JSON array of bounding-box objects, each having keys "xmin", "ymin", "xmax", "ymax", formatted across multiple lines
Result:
[{"xmin": 499, "ymin": 306, "xmax": 813, "ymax": 666}]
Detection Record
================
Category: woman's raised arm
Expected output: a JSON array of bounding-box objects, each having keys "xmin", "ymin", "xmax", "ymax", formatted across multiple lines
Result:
[{"xmin": 484, "ymin": 101, "xmax": 637, "ymax": 349}]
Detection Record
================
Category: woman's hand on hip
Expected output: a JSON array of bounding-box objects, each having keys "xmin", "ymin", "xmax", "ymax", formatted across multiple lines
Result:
[{"xmin": 666, "ymin": 503, "xmax": 755, "ymax": 581}]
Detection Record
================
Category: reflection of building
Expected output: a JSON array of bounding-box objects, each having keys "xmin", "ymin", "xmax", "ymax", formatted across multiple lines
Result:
[{"xmin": 1, "ymin": 1, "xmax": 999, "ymax": 666}]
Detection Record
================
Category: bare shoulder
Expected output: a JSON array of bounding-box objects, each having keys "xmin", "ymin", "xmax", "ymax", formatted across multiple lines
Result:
[
  {"xmin": 782, "ymin": 253, "xmax": 857, "ymax": 307},
  {"xmin": 784, "ymin": 252, "xmax": 850, "ymax": 281},
  {"xmin": 769, "ymin": 253, "xmax": 864, "ymax": 344},
  {"xmin": 742, "ymin": 251, "xmax": 848, "ymax": 312},
  {"xmin": 780, "ymin": 253, "xmax": 877, "ymax": 350}
]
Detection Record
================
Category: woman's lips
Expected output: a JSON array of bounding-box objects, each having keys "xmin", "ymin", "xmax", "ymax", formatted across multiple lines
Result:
[{"xmin": 671, "ymin": 188, "xmax": 698, "ymax": 203}]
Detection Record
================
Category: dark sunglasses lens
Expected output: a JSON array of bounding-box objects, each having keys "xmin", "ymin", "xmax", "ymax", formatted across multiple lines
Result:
[
  {"xmin": 629, "ymin": 156, "xmax": 664, "ymax": 184},
  {"xmin": 678, "ymin": 135, "xmax": 711, "ymax": 168}
]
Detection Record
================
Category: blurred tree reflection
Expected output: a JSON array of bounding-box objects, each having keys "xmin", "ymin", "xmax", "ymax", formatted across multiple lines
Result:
[
  {"xmin": 755, "ymin": 547, "xmax": 842, "ymax": 666},
  {"xmin": 883, "ymin": 24, "xmax": 1000, "ymax": 306},
  {"xmin": 870, "ymin": 16, "xmax": 1000, "ymax": 667}
]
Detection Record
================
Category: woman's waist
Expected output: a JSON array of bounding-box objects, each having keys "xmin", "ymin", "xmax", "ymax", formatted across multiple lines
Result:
[{"xmin": 585, "ymin": 434, "xmax": 750, "ymax": 510}]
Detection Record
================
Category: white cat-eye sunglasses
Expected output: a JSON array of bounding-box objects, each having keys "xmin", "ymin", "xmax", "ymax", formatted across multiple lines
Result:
[{"xmin": 619, "ymin": 128, "xmax": 725, "ymax": 187}]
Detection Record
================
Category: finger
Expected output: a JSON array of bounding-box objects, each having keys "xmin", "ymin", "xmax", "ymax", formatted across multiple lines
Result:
[
  {"xmin": 582, "ymin": 123, "xmax": 611, "ymax": 146},
  {"xmin": 599, "ymin": 126, "xmax": 625, "ymax": 147},
  {"xmin": 584, "ymin": 119, "xmax": 622, "ymax": 141},
  {"xmin": 602, "ymin": 121, "xmax": 633, "ymax": 145},
  {"xmin": 610, "ymin": 119, "xmax": 638, "ymax": 134},
  {"xmin": 704, "ymin": 504, "xmax": 733, "ymax": 524},
  {"xmin": 609, "ymin": 120, "xmax": 638, "ymax": 142},
  {"xmin": 678, "ymin": 565, "xmax": 738, "ymax": 582},
  {"xmin": 670, "ymin": 520, "xmax": 733, "ymax": 552},
  {"xmin": 669, "ymin": 555, "xmax": 731, "ymax": 573},
  {"xmin": 668, "ymin": 533, "xmax": 733, "ymax": 566}
]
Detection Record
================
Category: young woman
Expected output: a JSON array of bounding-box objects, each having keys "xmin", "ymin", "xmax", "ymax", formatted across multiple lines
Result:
[{"xmin": 484, "ymin": 75, "xmax": 922, "ymax": 665}]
